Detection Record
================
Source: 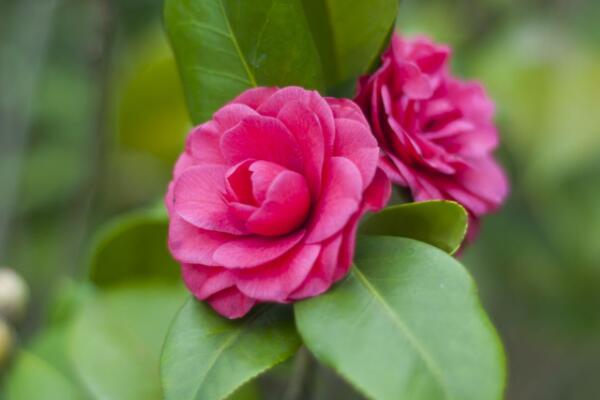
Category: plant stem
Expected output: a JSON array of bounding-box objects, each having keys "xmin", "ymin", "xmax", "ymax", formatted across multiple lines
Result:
[{"xmin": 283, "ymin": 347, "xmax": 317, "ymax": 400}]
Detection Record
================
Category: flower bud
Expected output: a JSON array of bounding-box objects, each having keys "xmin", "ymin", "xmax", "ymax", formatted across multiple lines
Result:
[{"xmin": 0, "ymin": 268, "xmax": 29, "ymax": 324}]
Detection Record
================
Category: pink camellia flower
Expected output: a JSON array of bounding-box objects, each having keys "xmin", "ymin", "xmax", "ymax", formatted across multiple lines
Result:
[
  {"xmin": 355, "ymin": 34, "xmax": 508, "ymax": 237},
  {"xmin": 166, "ymin": 87, "xmax": 390, "ymax": 319}
]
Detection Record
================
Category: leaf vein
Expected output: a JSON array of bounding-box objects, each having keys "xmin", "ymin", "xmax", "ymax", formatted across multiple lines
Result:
[
  {"xmin": 190, "ymin": 307, "xmax": 269, "ymax": 400},
  {"xmin": 189, "ymin": 66, "xmax": 253, "ymax": 85},
  {"xmin": 353, "ymin": 268, "xmax": 453, "ymax": 400},
  {"xmin": 217, "ymin": 0, "xmax": 257, "ymax": 87}
]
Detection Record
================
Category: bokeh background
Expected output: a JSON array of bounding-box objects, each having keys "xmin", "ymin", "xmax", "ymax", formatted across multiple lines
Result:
[{"xmin": 1, "ymin": 0, "xmax": 599, "ymax": 398}]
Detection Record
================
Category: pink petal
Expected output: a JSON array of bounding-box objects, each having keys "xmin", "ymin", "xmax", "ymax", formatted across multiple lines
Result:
[
  {"xmin": 173, "ymin": 151, "xmax": 196, "ymax": 177},
  {"xmin": 213, "ymin": 229, "xmax": 305, "ymax": 269},
  {"xmin": 362, "ymin": 168, "xmax": 391, "ymax": 212},
  {"xmin": 457, "ymin": 157, "xmax": 508, "ymax": 211},
  {"xmin": 440, "ymin": 126, "xmax": 498, "ymax": 157},
  {"xmin": 228, "ymin": 201, "xmax": 257, "ymax": 223},
  {"xmin": 333, "ymin": 118, "xmax": 379, "ymax": 188},
  {"xmin": 225, "ymin": 160, "xmax": 257, "ymax": 205},
  {"xmin": 187, "ymin": 122, "xmax": 227, "ymax": 165},
  {"xmin": 258, "ymin": 87, "xmax": 335, "ymax": 152},
  {"xmin": 231, "ymin": 87, "xmax": 277, "ymax": 109},
  {"xmin": 289, "ymin": 235, "xmax": 343, "ymax": 300},
  {"xmin": 220, "ymin": 116, "xmax": 303, "ymax": 172},
  {"xmin": 168, "ymin": 214, "xmax": 232, "ymax": 266},
  {"xmin": 305, "ymin": 157, "xmax": 362, "ymax": 244},
  {"xmin": 207, "ymin": 287, "xmax": 256, "ymax": 319},
  {"xmin": 379, "ymin": 155, "xmax": 408, "ymax": 186},
  {"xmin": 173, "ymin": 165, "xmax": 246, "ymax": 235},
  {"xmin": 213, "ymin": 103, "xmax": 259, "ymax": 130},
  {"xmin": 334, "ymin": 213, "xmax": 361, "ymax": 281},
  {"xmin": 327, "ymin": 97, "xmax": 369, "ymax": 126},
  {"xmin": 234, "ymin": 244, "xmax": 321, "ymax": 302},
  {"xmin": 277, "ymin": 101, "xmax": 325, "ymax": 198},
  {"xmin": 249, "ymin": 161, "xmax": 287, "ymax": 204},
  {"xmin": 247, "ymin": 170, "xmax": 311, "ymax": 236},
  {"xmin": 182, "ymin": 264, "xmax": 235, "ymax": 299}
]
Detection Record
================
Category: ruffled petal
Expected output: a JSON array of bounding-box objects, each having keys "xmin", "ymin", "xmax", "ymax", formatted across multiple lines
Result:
[
  {"xmin": 277, "ymin": 101, "xmax": 325, "ymax": 198},
  {"xmin": 305, "ymin": 157, "xmax": 362, "ymax": 244},
  {"xmin": 213, "ymin": 229, "xmax": 305, "ymax": 268},
  {"xmin": 234, "ymin": 244, "xmax": 320, "ymax": 302},
  {"xmin": 258, "ymin": 87, "xmax": 335, "ymax": 153},
  {"xmin": 173, "ymin": 165, "xmax": 246, "ymax": 235},
  {"xmin": 213, "ymin": 103, "xmax": 259, "ymax": 130},
  {"xmin": 231, "ymin": 87, "xmax": 277, "ymax": 109},
  {"xmin": 220, "ymin": 116, "xmax": 303, "ymax": 172},
  {"xmin": 182, "ymin": 264, "xmax": 235, "ymax": 299},
  {"xmin": 207, "ymin": 287, "xmax": 256, "ymax": 319},
  {"xmin": 187, "ymin": 122, "xmax": 227, "ymax": 165},
  {"xmin": 289, "ymin": 235, "xmax": 343, "ymax": 300},
  {"xmin": 333, "ymin": 118, "xmax": 379, "ymax": 188},
  {"xmin": 168, "ymin": 215, "xmax": 233, "ymax": 266},
  {"xmin": 247, "ymin": 170, "xmax": 311, "ymax": 236}
]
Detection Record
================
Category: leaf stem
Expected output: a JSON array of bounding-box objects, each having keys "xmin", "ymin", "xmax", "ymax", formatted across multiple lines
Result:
[{"xmin": 283, "ymin": 346, "xmax": 316, "ymax": 400}]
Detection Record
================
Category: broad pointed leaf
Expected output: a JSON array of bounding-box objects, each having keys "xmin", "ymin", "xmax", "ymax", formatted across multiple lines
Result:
[
  {"xmin": 301, "ymin": 0, "xmax": 398, "ymax": 88},
  {"xmin": 360, "ymin": 201, "xmax": 468, "ymax": 254},
  {"xmin": 88, "ymin": 210, "xmax": 179, "ymax": 287},
  {"xmin": 161, "ymin": 299, "xmax": 301, "ymax": 400},
  {"xmin": 295, "ymin": 236, "xmax": 505, "ymax": 400},
  {"xmin": 164, "ymin": 0, "xmax": 398, "ymax": 123}
]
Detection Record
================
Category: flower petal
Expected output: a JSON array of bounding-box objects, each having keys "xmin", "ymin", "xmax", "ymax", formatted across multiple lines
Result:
[
  {"xmin": 173, "ymin": 165, "xmax": 246, "ymax": 235},
  {"xmin": 182, "ymin": 264, "xmax": 235, "ymax": 299},
  {"xmin": 220, "ymin": 116, "xmax": 303, "ymax": 172},
  {"xmin": 213, "ymin": 103, "xmax": 259, "ymax": 130},
  {"xmin": 288, "ymin": 235, "xmax": 343, "ymax": 300},
  {"xmin": 277, "ymin": 101, "xmax": 325, "ymax": 198},
  {"xmin": 168, "ymin": 215, "xmax": 232, "ymax": 266},
  {"xmin": 333, "ymin": 118, "xmax": 379, "ymax": 188},
  {"xmin": 305, "ymin": 157, "xmax": 362, "ymax": 243},
  {"xmin": 258, "ymin": 87, "xmax": 335, "ymax": 153},
  {"xmin": 187, "ymin": 122, "xmax": 227, "ymax": 165},
  {"xmin": 247, "ymin": 170, "xmax": 311, "ymax": 236},
  {"xmin": 231, "ymin": 87, "xmax": 277, "ymax": 109},
  {"xmin": 234, "ymin": 244, "xmax": 321, "ymax": 302},
  {"xmin": 207, "ymin": 287, "xmax": 256, "ymax": 319},
  {"xmin": 213, "ymin": 229, "xmax": 305, "ymax": 269}
]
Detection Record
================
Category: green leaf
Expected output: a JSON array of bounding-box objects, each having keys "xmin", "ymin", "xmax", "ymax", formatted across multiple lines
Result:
[
  {"xmin": 5, "ymin": 351, "xmax": 86, "ymax": 400},
  {"xmin": 164, "ymin": 0, "xmax": 322, "ymax": 123},
  {"xmin": 69, "ymin": 284, "xmax": 186, "ymax": 400},
  {"xmin": 301, "ymin": 0, "xmax": 398, "ymax": 88},
  {"xmin": 360, "ymin": 200, "xmax": 468, "ymax": 254},
  {"xmin": 161, "ymin": 298, "xmax": 301, "ymax": 400},
  {"xmin": 295, "ymin": 236, "xmax": 505, "ymax": 400},
  {"xmin": 164, "ymin": 0, "xmax": 397, "ymax": 123},
  {"xmin": 87, "ymin": 209, "xmax": 179, "ymax": 287}
]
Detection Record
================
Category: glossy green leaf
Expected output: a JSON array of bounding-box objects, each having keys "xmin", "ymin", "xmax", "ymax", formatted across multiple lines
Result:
[
  {"xmin": 301, "ymin": 0, "xmax": 398, "ymax": 88},
  {"xmin": 164, "ymin": 0, "xmax": 397, "ymax": 123},
  {"xmin": 5, "ymin": 351, "xmax": 86, "ymax": 400},
  {"xmin": 161, "ymin": 298, "xmax": 301, "ymax": 400},
  {"xmin": 87, "ymin": 209, "xmax": 179, "ymax": 287},
  {"xmin": 360, "ymin": 200, "xmax": 468, "ymax": 254},
  {"xmin": 69, "ymin": 284, "xmax": 186, "ymax": 400},
  {"xmin": 295, "ymin": 236, "xmax": 505, "ymax": 400}
]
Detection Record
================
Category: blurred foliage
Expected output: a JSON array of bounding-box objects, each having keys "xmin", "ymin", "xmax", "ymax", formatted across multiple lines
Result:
[{"xmin": 0, "ymin": 0, "xmax": 599, "ymax": 398}]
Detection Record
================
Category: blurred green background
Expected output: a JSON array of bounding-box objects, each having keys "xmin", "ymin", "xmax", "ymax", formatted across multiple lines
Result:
[{"xmin": 0, "ymin": 0, "xmax": 599, "ymax": 398}]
